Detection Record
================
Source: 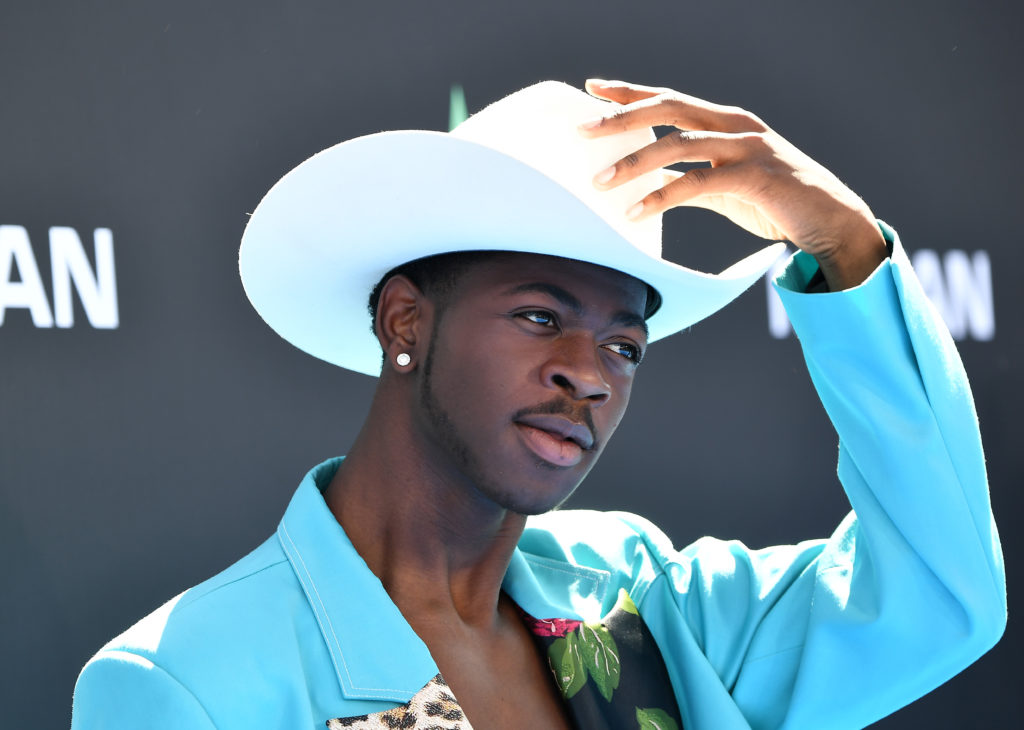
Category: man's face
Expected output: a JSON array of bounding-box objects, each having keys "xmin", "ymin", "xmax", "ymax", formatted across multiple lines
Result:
[{"xmin": 411, "ymin": 252, "xmax": 649, "ymax": 516}]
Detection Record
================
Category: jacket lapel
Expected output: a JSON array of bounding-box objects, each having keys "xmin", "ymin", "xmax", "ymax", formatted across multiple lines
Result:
[{"xmin": 277, "ymin": 459, "xmax": 438, "ymax": 704}]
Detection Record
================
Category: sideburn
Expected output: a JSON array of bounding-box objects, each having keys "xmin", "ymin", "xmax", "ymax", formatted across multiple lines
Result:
[{"xmin": 418, "ymin": 310, "xmax": 473, "ymax": 471}]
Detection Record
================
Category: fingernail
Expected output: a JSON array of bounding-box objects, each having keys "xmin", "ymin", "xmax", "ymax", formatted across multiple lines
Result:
[
  {"xmin": 626, "ymin": 202, "xmax": 644, "ymax": 220},
  {"xmin": 587, "ymin": 78, "xmax": 609, "ymax": 88},
  {"xmin": 594, "ymin": 166, "xmax": 615, "ymax": 185},
  {"xmin": 578, "ymin": 117, "xmax": 603, "ymax": 130}
]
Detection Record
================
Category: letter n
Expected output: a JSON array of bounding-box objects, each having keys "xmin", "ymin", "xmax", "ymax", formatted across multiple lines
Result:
[
  {"xmin": 944, "ymin": 250, "xmax": 995, "ymax": 341},
  {"xmin": 49, "ymin": 227, "xmax": 119, "ymax": 329},
  {"xmin": 0, "ymin": 225, "xmax": 54, "ymax": 327}
]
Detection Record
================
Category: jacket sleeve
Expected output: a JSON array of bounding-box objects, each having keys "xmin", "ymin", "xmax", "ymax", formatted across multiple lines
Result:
[
  {"xmin": 72, "ymin": 649, "xmax": 218, "ymax": 730},
  {"xmin": 616, "ymin": 223, "xmax": 1006, "ymax": 729}
]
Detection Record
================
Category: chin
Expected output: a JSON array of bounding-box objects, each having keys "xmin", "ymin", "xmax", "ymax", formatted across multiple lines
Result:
[{"xmin": 482, "ymin": 465, "xmax": 587, "ymax": 516}]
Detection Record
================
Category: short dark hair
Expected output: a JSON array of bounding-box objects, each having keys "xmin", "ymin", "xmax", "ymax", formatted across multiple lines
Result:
[{"xmin": 367, "ymin": 251, "xmax": 495, "ymax": 334}]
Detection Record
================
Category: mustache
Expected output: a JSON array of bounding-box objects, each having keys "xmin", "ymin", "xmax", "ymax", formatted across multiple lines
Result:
[{"xmin": 511, "ymin": 398, "xmax": 598, "ymax": 448}]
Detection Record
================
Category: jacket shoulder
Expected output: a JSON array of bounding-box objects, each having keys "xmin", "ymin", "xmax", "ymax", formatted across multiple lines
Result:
[
  {"xmin": 518, "ymin": 509, "xmax": 681, "ymax": 609},
  {"xmin": 74, "ymin": 535, "xmax": 310, "ymax": 728},
  {"xmin": 98, "ymin": 535, "xmax": 293, "ymax": 660}
]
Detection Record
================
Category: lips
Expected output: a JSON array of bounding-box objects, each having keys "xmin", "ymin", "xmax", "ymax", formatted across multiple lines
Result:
[
  {"xmin": 516, "ymin": 414, "xmax": 595, "ymax": 450},
  {"xmin": 514, "ymin": 414, "xmax": 595, "ymax": 468}
]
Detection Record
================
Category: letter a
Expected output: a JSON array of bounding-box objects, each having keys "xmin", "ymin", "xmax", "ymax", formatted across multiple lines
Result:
[{"xmin": 0, "ymin": 225, "xmax": 54, "ymax": 327}]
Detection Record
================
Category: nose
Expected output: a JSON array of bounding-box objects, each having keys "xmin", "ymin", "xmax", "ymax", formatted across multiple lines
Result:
[{"xmin": 540, "ymin": 334, "xmax": 611, "ymax": 405}]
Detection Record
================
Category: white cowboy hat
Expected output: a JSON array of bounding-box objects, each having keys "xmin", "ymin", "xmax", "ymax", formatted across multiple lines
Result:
[{"xmin": 239, "ymin": 81, "xmax": 785, "ymax": 376}]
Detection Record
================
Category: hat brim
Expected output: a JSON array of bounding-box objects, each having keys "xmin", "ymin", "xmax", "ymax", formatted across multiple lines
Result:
[{"xmin": 239, "ymin": 130, "xmax": 786, "ymax": 376}]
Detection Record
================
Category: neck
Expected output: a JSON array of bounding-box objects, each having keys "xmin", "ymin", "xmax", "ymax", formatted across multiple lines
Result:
[{"xmin": 324, "ymin": 384, "xmax": 527, "ymax": 629}]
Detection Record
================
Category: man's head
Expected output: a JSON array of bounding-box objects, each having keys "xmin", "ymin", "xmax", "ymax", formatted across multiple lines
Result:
[{"xmin": 369, "ymin": 250, "xmax": 650, "ymax": 514}]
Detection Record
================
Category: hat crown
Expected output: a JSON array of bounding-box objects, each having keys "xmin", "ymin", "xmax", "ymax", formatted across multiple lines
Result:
[{"xmin": 449, "ymin": 82, "xmax": 663, "ymax": 259}]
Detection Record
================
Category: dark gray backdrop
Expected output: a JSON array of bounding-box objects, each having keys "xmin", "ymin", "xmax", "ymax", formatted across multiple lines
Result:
[{"xmin": 1, "ymin": 1, "xmax": 1020, "ymax": 727}]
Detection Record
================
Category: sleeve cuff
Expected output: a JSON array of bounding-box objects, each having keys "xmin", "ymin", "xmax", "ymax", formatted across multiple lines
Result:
[
  {"xmin": 772, "ymin": 221, "xmax": 904, "ymax": 344},
  {"xmin": 775, "ymin": 220, "xmax": 897, "ymax": 295}
]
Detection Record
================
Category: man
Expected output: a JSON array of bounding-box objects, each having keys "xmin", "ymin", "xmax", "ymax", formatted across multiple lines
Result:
[{"xmin": 72, "ymin": 80, "xmax": 1006, "ymax": 729}]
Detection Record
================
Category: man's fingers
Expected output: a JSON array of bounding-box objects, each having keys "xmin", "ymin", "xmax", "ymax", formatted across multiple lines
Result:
[
  {"xmin": 584, "ymin": 79, "xmax": 665, "ymax": 104},
  {"xmin": 626, "ymin": 165, "xmax": 748, "ymax": 221},
  {"xmin": 593, "ymin": 131, "xmax": 764, "ymax": 190},
  {"xmin": 580, "ymin": 83, "xmax": 767, "ymax": 137}
]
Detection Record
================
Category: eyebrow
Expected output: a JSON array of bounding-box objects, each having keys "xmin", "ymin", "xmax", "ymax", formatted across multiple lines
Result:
[{"xmin": 504, "ymin": 282, "xmax": 650, "ymax": 339}]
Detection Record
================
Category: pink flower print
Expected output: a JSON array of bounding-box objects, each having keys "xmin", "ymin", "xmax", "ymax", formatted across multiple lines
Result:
[{"xmin": 525, "ymin": 616, "xmax": 583, "ymax": 638}]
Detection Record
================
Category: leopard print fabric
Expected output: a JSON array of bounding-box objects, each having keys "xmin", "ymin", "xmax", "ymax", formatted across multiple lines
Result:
[{"xmin": 326, "ymin": 673, "xmax": 472, "ymax": 729}]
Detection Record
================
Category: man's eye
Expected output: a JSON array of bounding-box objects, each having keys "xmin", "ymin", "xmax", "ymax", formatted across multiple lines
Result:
[
  {"xmin": 604, "ymin": 342, "xmax": 642, "ymax": 364},
  {"xmin": 519, "ymin": 311, "xmax": 555, "ymax": 327}
]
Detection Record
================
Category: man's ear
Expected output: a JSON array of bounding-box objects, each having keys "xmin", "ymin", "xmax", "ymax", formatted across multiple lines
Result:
[{"xmin": 375, "ymin": 275, "xmax": 432, "ymax": 373}]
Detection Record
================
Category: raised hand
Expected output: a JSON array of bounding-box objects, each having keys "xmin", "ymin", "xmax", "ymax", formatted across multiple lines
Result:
[{"xmin": 579, "ymin": 79, "xmax": 888, "ymax": 290}]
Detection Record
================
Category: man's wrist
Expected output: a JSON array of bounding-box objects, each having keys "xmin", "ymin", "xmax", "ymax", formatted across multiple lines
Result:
[{"xmin": 812, "ymin": 215, "xmax": 889, "ymax": 291}]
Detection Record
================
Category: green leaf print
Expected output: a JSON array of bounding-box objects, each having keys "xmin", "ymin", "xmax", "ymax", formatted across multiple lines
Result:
[
  {"xmin": 548, "ymin": 631, "xmax": 587, "ymax": 698},
  {"xmin": 636, "ymin": 706, "xmax": 680, "ymax": 730},
  {"xmin": 615, "ymin": 587, "xmax": 640, "ymax": 615},
  {"xmin": 578, "ymin": 622, "xmax": 621, "ymax": 702}
]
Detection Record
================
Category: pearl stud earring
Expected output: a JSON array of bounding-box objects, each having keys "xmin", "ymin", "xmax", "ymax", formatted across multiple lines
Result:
[{"xmin": 395, "ymin": 353, "xmax": 411, "ymax": 367}]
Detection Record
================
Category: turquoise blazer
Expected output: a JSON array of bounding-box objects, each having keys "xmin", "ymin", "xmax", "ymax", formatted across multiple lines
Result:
[{"xmin": 72, "ymin": 226, "xmax": 1006, "ymax": 729}]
